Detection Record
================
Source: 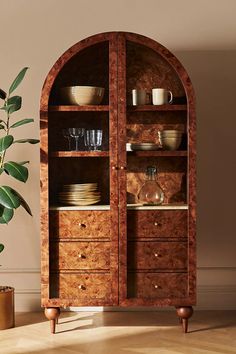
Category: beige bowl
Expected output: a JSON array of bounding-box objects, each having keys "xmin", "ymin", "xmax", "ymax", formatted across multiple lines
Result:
[
  {"xmin": 160, "ymin": 136, "xmax": 182, "ymax": 150},
  {"xmin": 160, "ymin": 130, "xmax": 183, "ymax": 137},
  {"xmin": 61, "ymin": 86, "xmax": 105, "ymax": 105}
]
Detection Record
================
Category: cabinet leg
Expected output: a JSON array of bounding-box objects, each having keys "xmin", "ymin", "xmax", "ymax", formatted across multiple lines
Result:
[
  {"xmin": 175, "ymin": 306, "xmax": 193, "ymax": 333},
  {"xmin": 44, "ymin": 307, "xmax": 60, "ymax": 334}
]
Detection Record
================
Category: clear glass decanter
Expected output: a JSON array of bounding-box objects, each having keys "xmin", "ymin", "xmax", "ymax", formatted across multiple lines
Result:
[{"xmin": 137, "ymin": 166, "xmax": 164, "ymax": 205}]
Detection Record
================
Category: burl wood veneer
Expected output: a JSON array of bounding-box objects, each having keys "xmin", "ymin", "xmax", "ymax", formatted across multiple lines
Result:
[{"xmin": 40, "ymin": 32, "xmax": 196, "ymax": 334}]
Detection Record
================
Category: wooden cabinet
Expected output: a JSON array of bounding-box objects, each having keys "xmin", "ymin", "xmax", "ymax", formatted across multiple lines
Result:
[{"xmin": 40, "ymin": 32, "xmax": 196, "ymax": 334}]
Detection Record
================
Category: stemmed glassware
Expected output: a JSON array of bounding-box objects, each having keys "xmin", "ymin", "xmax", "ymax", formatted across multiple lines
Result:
[
  {"xmin": 84, "ymin": 129, "xmax": 103, "ymax": 151},
  {"xmin": 68, "ymin": 128, "xmax": 85, "ymax": 151},
  {"xmin": 62, "ymin": 129, "xmax": 72, "ymax": 150}
]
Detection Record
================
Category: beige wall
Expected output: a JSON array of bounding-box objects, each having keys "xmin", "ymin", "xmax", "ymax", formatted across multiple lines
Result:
[{"xmin": 1, "ymin": 0, "xmax": 236, "ymax": 310}]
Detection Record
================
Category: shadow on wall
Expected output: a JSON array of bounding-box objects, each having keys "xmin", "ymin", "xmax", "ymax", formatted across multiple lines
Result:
[{"xmin": 176, "ymin": 51, "xmax": 236, "ymax": 268}]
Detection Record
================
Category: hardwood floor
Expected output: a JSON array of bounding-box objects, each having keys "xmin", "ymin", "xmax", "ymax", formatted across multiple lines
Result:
[{"xmin": 0, "ymin": 311, "xmax": 236, "ymax": 354}]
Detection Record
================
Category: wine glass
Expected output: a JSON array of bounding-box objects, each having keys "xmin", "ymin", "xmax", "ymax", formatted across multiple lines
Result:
[
  {"xmin": 62, "ymin": 129, "xmax": 72, "ymax": 150},
  {"xmin": 68, "ymin": 128, "xmax": 85, "ymax": 151},
  {"xmin": 84, "ymin": 130, "xmax": 103, "ymax": 151}
]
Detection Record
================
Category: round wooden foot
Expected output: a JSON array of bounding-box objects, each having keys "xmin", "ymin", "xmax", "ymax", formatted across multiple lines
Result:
[
  {"xmin": 176, "ymin": 306, "xmax": 193, "ymax": 333},
  {"xmin": 44, "ymin": 307, "xmax": 60, "ymax": 334}
]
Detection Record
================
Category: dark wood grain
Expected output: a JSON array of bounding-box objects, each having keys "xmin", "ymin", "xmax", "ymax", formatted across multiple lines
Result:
[
  {"xmin": 127, "ymin": 241, "xmax": 187, "ymax": 270},
  {"xmin": 49, "ymin": 105, "xmax": 109, "ymax": 112},
  {"xmin": 50, "ymin": 241, "xmax": 110, "ymax": 270},
  {"xmin": 127, "ymin": 210, "xmax": 187, "ymax": 239}
]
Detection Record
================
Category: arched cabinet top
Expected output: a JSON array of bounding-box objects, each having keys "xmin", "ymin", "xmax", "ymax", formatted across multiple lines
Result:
[{"xmin": 40, "ymin": 31, "xmax": 194, "ymax": 111}]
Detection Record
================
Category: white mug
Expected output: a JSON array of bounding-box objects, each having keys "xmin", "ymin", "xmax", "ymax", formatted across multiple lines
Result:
[
  {"xmin": 152, "ymin": 88, "xmax": 173, "ymax": 105},
  {"xmin": 132, "ymin": 89, "xmax": 150, "ymax": 105}
]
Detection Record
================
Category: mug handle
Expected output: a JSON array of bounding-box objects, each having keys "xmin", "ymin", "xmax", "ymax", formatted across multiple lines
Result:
[{"xmin": 168, "ymin": 91, "xmax": 173, "ymax": 104}]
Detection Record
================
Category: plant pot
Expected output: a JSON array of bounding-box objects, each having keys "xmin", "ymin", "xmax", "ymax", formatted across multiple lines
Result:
[{"xmin": 0, "ymin": 286, "xmax": 15, "ymax": 330}]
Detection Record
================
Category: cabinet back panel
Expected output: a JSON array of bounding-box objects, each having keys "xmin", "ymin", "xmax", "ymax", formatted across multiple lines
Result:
[
  {"xmin": 127, "ymin": 156, "xmax": 187, "ymax": 204},
  {"xmin": 126, "ymin": 41, "xmax": 185, "ymax": 101},
  {"xmin": 49, "ymin": 41, "xmax": 109, "ymax": 105}
]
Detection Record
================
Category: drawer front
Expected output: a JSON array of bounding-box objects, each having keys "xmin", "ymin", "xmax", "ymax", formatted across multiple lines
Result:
[
  {"xmin": 50, "ymin": 273, "xmax": 111, "ymax": 300},
  {"xmin": 128, "ymin": 241, "xmax": 187, "ymax": 270},
  {"xmin": 51, "ymin": 241, "xmax": 110, "ymax": 270},
  {"xmin": 127, "ymin": 273, "xmax": 187, "ymax": 299},
  {"xmin": 49, "ymin": 211, "xmax": 111, "ymax": 239},
  {"xmin": 127, "ymin": 210, "xmax": 187, "ymax": 239}
]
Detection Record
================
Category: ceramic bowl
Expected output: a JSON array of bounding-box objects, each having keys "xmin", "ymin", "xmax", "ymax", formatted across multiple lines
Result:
[
  {"xmin": 159, "ymin": 136, "xmax": 182, "ymax": 150},
  {"xmin": 160, "ymin": 130, "xmax": 183, "ymax": 137},
  {"xmin": 61, "ymin": 86, "xmax": 105, "ymax": 105}
]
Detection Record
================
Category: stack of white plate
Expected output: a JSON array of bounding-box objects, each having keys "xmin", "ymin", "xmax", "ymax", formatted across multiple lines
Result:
[{"xmin": 59, "ymin": 183, "xmax": 101, "ymax": 205}]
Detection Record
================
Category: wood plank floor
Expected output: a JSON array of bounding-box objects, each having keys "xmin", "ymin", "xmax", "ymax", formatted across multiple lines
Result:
[{"xmin": 0, "ymin": 311, "xmax": 236, "ymax": 354}]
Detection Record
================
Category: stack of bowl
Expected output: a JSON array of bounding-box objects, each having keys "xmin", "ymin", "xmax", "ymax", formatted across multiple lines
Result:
[{"xmin": 158, "ymin": 130, "xmax": 183, "ymax": 151}]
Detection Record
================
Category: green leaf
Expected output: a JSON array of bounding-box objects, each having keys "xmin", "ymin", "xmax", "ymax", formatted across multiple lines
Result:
[
  {"xmin": 9, "ymin": 67, "xmax": 29, "ymax": 95},
  {"xmin": 0, "ymin": 205, "xmax": 14, "ymax": 224},
  {"xmin": 0, "ymin": 186, "xmax": 21, "ymax": 209},
  {"xmin": 0, "ymin": 89, "xmax": 6, "ymax": 100},
  {"xmin": 4, "ymin": 161, "xmax": 28, "ymax": 182},
  {"xmin": 14, "ymin": 138, "xmax": 39, "ymax": 144},
  {"xmin": 0, "ymin": 168, "xmax": 4, "ymax": 175},
  {"xmin": 0, "ymin": 135, "xmax": 14, "ymax": 152},
  {"xmin": 0, "ymin": 243, "xmax": 4, "ymax": 252},
  {"xmin": 10, "ymin": 118, "xmax": 34, "ymax": 128},
  {"xmin": 5, "ymin": 96, "xmax": 22, "ymax": 114},
  {"xmin": 0, "ymin": 124, "xmax": 5, "ymax": 130},
  {"xmin": 13, "ymin": 190, "xmax": 32, "ymax": 216}
]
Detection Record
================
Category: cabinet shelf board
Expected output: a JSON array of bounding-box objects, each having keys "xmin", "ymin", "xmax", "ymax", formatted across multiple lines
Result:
[
  {"xmin": 51, "ymin": 151, "xmax": 109, "ymax": 157},
  {"xmin": 50, "ymin": 205, "xmax": 110, "ymax": 211},
  {"xmin": 128, "ymin": 105, "xmax": 187, "ymax": 112},
  {"xmin": 127, "ymin": 150, "xmax": 187, "ymax": 157},
  {"xmin": 48, "ymin": 105, "xmax": 109, "ymax": 112},
  {"xmin": 127, "ymin": 204, "xmax": 188, "ymax": 210}
]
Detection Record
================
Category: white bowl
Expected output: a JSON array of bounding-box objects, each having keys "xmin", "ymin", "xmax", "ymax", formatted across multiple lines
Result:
[{"xmin": 61, "ymin": 86, "xmax": 105, "ymax": 105}]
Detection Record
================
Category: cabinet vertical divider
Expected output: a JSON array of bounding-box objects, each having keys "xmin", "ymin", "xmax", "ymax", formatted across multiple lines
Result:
[
  {"xmin": 109, "ymin": 33, "xmax": 120, "ymax": 304},
  {"xmin": 117, "ymin": 33, "xmax": 128, "ymax": 304}
]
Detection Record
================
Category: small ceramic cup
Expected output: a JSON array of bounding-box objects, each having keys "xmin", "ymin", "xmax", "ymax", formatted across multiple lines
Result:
[{"xmin": 152, "ymin": 88, "xmax": 173, "ymax": 105}]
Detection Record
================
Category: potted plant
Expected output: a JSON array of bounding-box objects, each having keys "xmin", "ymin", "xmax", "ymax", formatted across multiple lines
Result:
[{"xmin": 0, "ymin": 68, "xmax": 39, "ymax": 329}]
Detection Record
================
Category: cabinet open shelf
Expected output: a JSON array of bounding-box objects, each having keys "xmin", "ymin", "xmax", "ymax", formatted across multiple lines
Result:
[
  {"xmin": 49, "ymin": 204, "xmax": 188, "ymax": 211},
  {"xmin": 127, "ymin": 150, "xmax": 187, "ymax": 157},
  {"xmin": 51, "ymin": 151, "xmax": 109, "ymax": 157},
  {"xmin": 127, "ymin": 104, "xmax": 187, "ymax": 112},
  {"xmin": 50, "ymin": 205, "xmax": 111, "ymax": 210},
  {"xmin": 48, "ymin": 105, "xmax": 109, "ymax": 112},
  {"xmin": 127, "ymin": 204, "xmax": 188, "ymax": 210}
]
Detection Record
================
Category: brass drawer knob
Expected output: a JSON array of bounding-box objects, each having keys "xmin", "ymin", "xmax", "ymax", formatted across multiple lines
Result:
[
  {"xmin": 120, "ymin": 166, "xmax": 127, "ymax": 170},
  {"xmin": 112, "ymin": 166, "xmax": 118, "ymax": 170},
  {"xmin": 154, "ymin": 252, "xmax": 160, "ymax": 258},
  {"xmin": 78, "ymin": 253, "xmax": 85, "ymax": 259},
  {"xmin": 154, "ymin": 284, "xmax": 160, "ymax": 289},
  {"xmin": 78, "ymin": 285, "xmax": 86, "ymax": 290},
  {"xmin": 154, "ymin": 222, "xmax": 162, "ymax": 227},
  {"xmin": 78, "ymin": 223, "xmax": 86, "ymax": 228}
]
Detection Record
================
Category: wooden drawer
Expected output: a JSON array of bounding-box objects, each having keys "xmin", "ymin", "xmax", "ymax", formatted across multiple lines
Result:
[
  {"xmin": 49, "ymin": 211, "xmax": 111, "ymax": 239},
  {"xmin": 50, "ymin": 273, "xmax": 111, "ymax": 301},
  {"xmin": 50, "ymin": 241, "xmax": 110, "ymax": 270},
  {"xmin": 127, "ymin": 210, "xmax": 187, "ymax": 239},
  {"xmin": 127, "ymin": 272, "xmax": 187, "ymax": 299},
  {"xmin": 128, "ymin": 241, "xmax": 187, "ymax": 270}
]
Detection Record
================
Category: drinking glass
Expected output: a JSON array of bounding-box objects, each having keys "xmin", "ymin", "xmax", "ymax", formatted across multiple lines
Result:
[
  {"xmin": 84, "ymin": 130, "xmax": 103, "ymax": 151},
  {"xmin": 62, "ymin": 129, "xmax": 72, "ymax": 150},
  {"xmin": 68, "ymin": 128, "xmax": 85, "ymax": 151}
]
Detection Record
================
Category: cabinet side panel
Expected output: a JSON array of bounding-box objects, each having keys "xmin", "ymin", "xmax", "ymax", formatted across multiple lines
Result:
[{"xmin": 40, "ymin": 111, "xmax": 50, "ymax": 305}]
